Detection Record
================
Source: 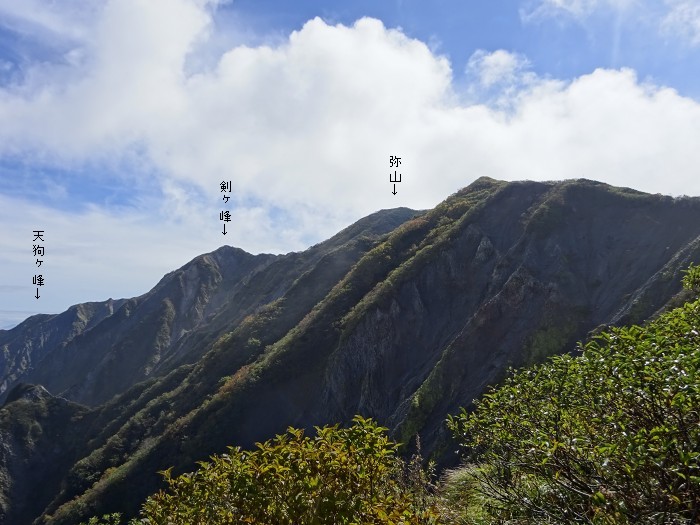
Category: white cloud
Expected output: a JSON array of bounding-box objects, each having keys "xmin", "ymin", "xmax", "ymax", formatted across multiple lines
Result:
[
  {"xmin": 464, "ymin": 50, "xmax": 539, "ymax": 111},
  {"xmin": 467, "ymin": 49, "xmax": 532, "ymax": 88},
  {"xmin": 662, "ymin": 0, "xmax": 700, "ymax": 46},
  {"xmin": 0, "ymin": 0, "xmax": 210, "ymax": 156},
  {"xmin": 2, "ymin": 1, "xmax": 700, "ymax": 327},
  {"xmin": 506, "ymin": 68, "xmax": 700, "ymax": 192}
]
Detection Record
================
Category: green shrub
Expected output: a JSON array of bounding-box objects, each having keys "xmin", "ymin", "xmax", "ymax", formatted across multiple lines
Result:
[
  {"xmin": 448, "ymin": 270, "xmax": 700, "ymax": 524},
  {"xmin": 79, "ymin": 513, "xmax": 127, "ymax": 525},
  {"xmin": 111, "ymin": 416, "xmax": 441, "ymax": 524},
  {"xmin": 682, "ymin": 263, "xmax": 700, "ymax": 294}
]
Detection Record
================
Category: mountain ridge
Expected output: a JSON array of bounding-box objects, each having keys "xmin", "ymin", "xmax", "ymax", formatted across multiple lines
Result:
[
  {"xmin": 0, "ymin": 207, "xmax": 418, "ymax": 407},
  {"xmin": 2, "ymin": 177, "xmax": 700, "ymax": 524}
]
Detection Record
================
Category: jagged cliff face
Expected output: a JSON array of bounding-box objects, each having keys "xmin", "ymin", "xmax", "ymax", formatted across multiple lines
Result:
[{"xmin": 2, "ymin": 178, "xmax": 700, "ymax": 525}]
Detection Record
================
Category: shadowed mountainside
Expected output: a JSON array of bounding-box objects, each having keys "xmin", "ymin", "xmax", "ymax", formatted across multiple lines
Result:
[{"xmin": 2, "ymin": 177, "xmax": 700, "ymax": 525}]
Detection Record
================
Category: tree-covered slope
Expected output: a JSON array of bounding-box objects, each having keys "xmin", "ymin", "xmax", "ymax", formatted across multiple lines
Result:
[
  {"xmin": 0, "ymin": 208, "xmax": 417, "ymax": 408},
  {"xmin": 0, "ymin": 384, "xmax": 90, "ymax": 524},
  {"xmin": 69, "ymin": 269, "xmax": 700, "ymax": 525},
  {"xmin": 2, "ymin": 177, "xmax": 700, "ymax": 524}
]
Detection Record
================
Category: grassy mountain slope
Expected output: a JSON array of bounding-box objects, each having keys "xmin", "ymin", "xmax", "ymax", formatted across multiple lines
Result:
[
  {"xmin": 2, "ymin": 178, "xmax": 700, "ymax": 524},
  {"xmin": 0, "ymin": 209, "xmax": 416, "ymax": 409},
  {"xmin": 0, "ymin": 207, "xmax": 418, "ymax": 525}
]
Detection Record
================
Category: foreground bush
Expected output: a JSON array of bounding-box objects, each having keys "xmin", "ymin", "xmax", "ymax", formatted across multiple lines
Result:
[
  {"xmin": 86, "ymin": 416, "xmax": 441, "ymax": 524},
  {"xmin": 448, "ymin": 266, "xmax": 700, "ymax": 524}
]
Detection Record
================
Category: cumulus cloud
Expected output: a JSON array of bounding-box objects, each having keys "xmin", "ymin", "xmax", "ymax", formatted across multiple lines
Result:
[
  {"xmin": 2, "ymin": 0, "xmax": 700, "ymax": 326},
  {"xmin": 0, "ymin": 0, "xmax": 211, "ymax": 156},
  {"xmin": 467, "ymin": 49, "xmax": 532, "ymax": 88}
]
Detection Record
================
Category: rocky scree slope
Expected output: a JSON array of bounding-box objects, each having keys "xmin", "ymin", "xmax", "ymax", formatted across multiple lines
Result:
[{"xmin": 2, "ymin": 178, "xmax": 700, "ymax": 525}]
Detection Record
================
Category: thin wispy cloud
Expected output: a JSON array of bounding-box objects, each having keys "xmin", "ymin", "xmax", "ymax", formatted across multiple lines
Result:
[
  {"xmin": 523, "ymin": 0, "xmax": 700, "ymax": 48},
  {"xmin": 0, "ymin": 0, "xmax": 96, "ymax": 41},
  {"xmin": 662, "ymin": 0, "xmax": 700, "ymax": 46}
]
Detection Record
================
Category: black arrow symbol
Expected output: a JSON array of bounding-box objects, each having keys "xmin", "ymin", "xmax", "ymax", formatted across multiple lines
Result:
[
  {"xmin": 222, "ymin": 223, "xmax": 227, "ymax": 235},
  {"xmin": 392, "ymin": 184, "xmax": 397, "ymax": 195},
  {"xmin": 35, "ymin": 288, "xmax": 40, "ymax": 299}
]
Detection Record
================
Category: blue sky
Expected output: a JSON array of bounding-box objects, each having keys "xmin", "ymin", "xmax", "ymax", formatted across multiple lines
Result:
[
  {"xmin": 1, "ymin": 0, "xmax": 700, "ymax": 329},
  {"xmin": 221, "ymin": 0, "xmax": 700, "ymax": 97}
]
